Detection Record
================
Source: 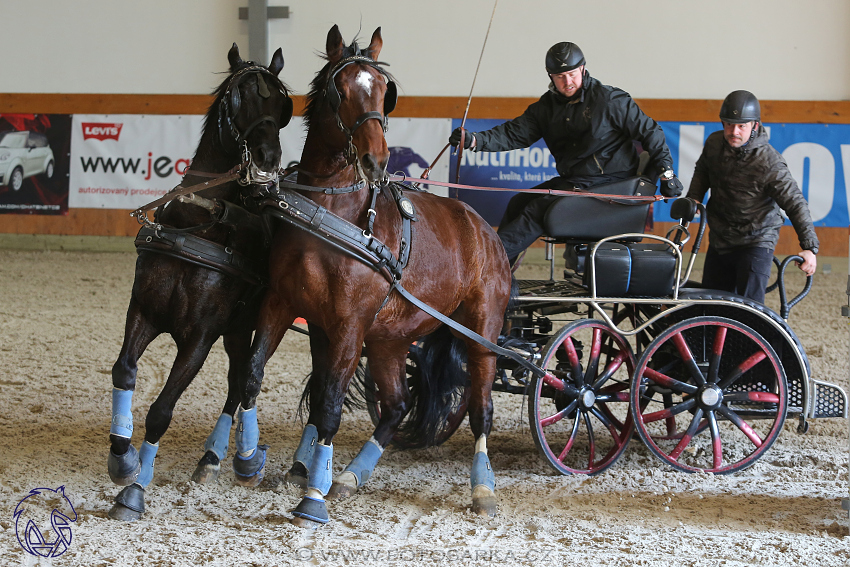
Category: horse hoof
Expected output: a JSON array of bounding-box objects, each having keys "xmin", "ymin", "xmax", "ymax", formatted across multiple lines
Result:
[
  {"xmin": 109, "ymin": 484, "xmax": 145, "ymax": 522},
  {"xmin": 291, "ymin": 496, "xmax": 330, "ymax": 526},
  {"xmin": 290, "ymin": 515, "xmax": 323, "ymax": 529},
  {"xmin": 284, "ymin": 462, "xmax": 308, "ymax": 490},
  {"xmin": 233, "ymin": 445, "xmax": 268, "ymax": 487},
  {"xmin": 472, "ymin": 496, "xmax": 497, "ymax": 517},
  {"xmin": 108, "ymin": 502, "xmax": 142, "ymax": 522},
  {"xmin": 191, "ymin": 451, "xmax": 221, "ymax": 484},
  {"xmin": 327, "ymin": 480, "xmax": 356, "ymax": 500},
  {"xmin": 108, "ymin": 445, "xmax": 140, "ymax": 486},
  {"xmin": 472, "ymin": 485, "xmax": 497, "ymax": 517}
]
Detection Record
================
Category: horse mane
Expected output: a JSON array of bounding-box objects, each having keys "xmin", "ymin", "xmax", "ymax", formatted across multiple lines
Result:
[{"xmin": 303, "ymin": 38, "xmax": 396, "ymax": 132}]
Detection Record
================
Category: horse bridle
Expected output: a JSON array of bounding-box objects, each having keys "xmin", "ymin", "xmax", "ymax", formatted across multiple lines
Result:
[
  {"xmin": 324, "ymin": 55, "xmax": 398, "ymax": 164},
  {"xmin": 217, "ymin": 64, "xmax": 294, "ymax": 160}
]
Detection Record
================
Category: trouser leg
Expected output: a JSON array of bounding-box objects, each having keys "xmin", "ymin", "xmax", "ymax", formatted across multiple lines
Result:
[
  {"xmin": 701, "ymin": 245, "xmax": 737, "ymax": 293},
  {"xmin": 496, "ymin": 195, "xmax": 558, "ymax": 264},
  {"xmin": 734, "ymin": 247, "xmax": 774, "ymax": 304}
]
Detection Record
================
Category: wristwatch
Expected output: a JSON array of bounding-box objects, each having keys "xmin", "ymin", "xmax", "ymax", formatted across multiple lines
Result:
[{"xmin": 659, "ymin": 169, "xmax": 674, "ymax": 180}]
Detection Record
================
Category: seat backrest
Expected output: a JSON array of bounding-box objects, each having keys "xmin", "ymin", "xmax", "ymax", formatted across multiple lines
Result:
[{"xmin": 542, "ymin": 176, "xmax": 656, "ymax": 240}]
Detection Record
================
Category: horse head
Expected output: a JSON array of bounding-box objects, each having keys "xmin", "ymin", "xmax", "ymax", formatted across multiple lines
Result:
[
  {"xmin": 213, "ymin": 43, "xmax": 293, "ymax": 183},
  {"xmin": 318, "ymin": 25, "xmax": 397, "ymax": 184}
]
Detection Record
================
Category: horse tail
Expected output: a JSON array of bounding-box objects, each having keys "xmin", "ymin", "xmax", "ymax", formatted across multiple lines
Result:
[
  {"xmin": 297, "ymin": 362, "xmax": 369, "ymax": 422},
  {"xmin": 397, "ymin": 325, "xmax": 468, "ymax": 448}
]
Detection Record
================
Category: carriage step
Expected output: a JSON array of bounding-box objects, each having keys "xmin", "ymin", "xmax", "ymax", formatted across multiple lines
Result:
[{"xmin": 813, "ymin": 380, "xmax": 848, "ymax": 419}]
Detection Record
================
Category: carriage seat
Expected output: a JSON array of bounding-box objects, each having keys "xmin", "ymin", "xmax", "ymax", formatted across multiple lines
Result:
[
  {"xmin": 542, "ymin": 176, "xmax": 657, "ymax": 240},
  {"xmin": 555, "ymin": 193, "xmax": 697, "ymax": 298}
]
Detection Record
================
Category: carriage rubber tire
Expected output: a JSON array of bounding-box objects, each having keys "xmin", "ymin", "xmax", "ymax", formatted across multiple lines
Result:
[
  {"xmin": 45, "ymin": 161, "xmax": 54, "ymax": 179},
  {"xmin": 364, "ymin": 345, "xmax": 469, "ymax": 449},
  {"xmin": 529, "ymin": 319, "xmax": 636, "ymax": 475},
  {"xmin": 630, "ymin": 315, "xmax": 787, "ymax": 474}
]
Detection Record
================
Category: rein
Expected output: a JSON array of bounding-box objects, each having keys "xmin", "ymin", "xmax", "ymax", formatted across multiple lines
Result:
[{"xmin": 387, "ymin": 174, "xmax": 663, "ymax": 202}]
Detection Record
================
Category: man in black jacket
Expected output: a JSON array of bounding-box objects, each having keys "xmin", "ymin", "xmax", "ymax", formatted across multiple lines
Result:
[
  {"xmin": 448, "ymin": 42, "xmax": 682, "ymax": 265},
  {"xmin": 688, "ymin": 90, "xmax": 818, "ymax": 303}
]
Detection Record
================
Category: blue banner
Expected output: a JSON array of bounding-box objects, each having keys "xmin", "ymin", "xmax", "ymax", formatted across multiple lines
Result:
[{"xmin": 451, "ymin": 118, "xmax": 850, "ymax": 227}]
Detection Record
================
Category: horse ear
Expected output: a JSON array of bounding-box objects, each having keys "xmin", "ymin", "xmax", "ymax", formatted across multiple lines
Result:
[
  {"xmin": 228, "ymin": 43, "xmax": 244, "ymax": 71},
  {"xmin": 366, "ymin": 27, "xmax": 383, "ymax": 60},
  {"xmin": 326, "ymin": 24, "xmax": 345, "ymax": 64},
  {"xmin": 268, "ymin": 47, "xmax": 284, "ymax": 76}
]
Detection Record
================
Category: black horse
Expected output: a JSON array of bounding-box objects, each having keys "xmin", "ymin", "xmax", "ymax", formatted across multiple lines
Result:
[{"xmin": 106, "ymin": 44, "xmax": 293, "ymax": 522}]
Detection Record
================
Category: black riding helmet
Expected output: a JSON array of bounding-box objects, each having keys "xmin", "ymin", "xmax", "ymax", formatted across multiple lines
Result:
[
  {"xmin": 545, "ymin": 42, "xmax": 585, "ymax": 74},
  {"xmin": 720, "ymin": 90, "xmax": 760, "ymax": 124}
]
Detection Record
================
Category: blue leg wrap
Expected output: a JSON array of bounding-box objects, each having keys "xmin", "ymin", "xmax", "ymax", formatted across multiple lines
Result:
[
  {"xmin": 470, "ymin": 452, "xmax": 495, "ymax": 492},
  {"xmin": 343, "ymin": 439, "xmax": 384, "ymax": 486},
  {"xmin": 136, "ymin": 441, "xmax": 159, "ymax": 488},
  {"xmin": 110, "ymin": 388, "xmax": 134, "ymax": 438},
  {"xmin": 293, "ymin": 424, "xmax": 318, "ymax": 467},
  {"xmin": 307, "ymin": 443, "xmax": 334, "ymax": 496},
  {"xmin": 203, "ymin": 413, "xmax": 233, "ymax": 461},
  {"xmin": 235, "ymin": 406, "xmax": 259, "ymax": 456}
]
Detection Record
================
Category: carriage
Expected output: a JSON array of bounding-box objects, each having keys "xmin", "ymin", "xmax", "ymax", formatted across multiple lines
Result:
[
  {"xmin": 107, "ymin": 27, "xmax": 848, "ymax": 525},
  {"xmin": 364, "ymin": 174, "xmax": 849, "ymax": 477}
]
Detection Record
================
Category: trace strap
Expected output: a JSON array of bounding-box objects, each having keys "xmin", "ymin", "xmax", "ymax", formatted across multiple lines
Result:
[{"xmin": 131, "ymin": 166, "xmax": 244, "ymax": 219}]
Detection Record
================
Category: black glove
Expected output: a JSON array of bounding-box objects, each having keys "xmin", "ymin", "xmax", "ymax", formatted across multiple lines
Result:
[
  {"xmin": 659, "ymin": 174, "xmax": 683, "ymax": 198},
  {"xmin": 449, "ymin": 127, "xmax": 476, "ymax": 149}
]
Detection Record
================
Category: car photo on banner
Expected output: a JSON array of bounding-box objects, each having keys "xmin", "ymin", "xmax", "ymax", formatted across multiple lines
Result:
[{"xmin": 0, "ymin": 114, "xmax": 72, "ymax": 215}]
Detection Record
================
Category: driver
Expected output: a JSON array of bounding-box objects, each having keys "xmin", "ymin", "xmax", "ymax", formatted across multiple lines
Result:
[{"xmin": 448, "ymin": 41, "xmax": 682, "ymax": 265}]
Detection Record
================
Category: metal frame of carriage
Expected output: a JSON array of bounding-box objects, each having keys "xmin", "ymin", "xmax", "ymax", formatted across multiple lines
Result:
[{"xmin": 364, "ymin": 178, "xmax": 848, "ymax": 477}]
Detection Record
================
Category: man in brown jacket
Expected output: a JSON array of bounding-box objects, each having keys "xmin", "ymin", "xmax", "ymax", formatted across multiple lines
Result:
[{"xmin": 688, "ymin": 90, "xmax": 818, "ymax": 303}]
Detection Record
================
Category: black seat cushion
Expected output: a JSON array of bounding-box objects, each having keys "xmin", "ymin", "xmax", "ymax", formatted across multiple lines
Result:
[
  {"xmin": 566, "ymin": 242, "xmax": 677, "ymax": 297},
  {"xmin": 543, "ymin": 177, "xmax": 656, "ymax": 240}
]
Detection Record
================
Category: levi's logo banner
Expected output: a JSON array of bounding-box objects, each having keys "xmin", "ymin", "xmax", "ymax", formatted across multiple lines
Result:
[{"xmin": 81, "ymin": 123, "xmax": 122, "ymax": 141}]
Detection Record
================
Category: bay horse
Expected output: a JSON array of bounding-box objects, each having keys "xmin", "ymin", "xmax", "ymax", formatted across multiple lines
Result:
[
  {"xmin": 107, "ymin": 44, "xmax": 293, "ymax": 521},
  {"xmin": 233, "ymin": 25, "xmax": 512, "ymax": 525}
]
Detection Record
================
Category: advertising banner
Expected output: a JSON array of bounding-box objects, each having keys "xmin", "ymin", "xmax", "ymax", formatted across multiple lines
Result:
[
  {"xmin": 450, "ymin": 118, "xmax": 850, "ymax": 228},
  {"xmin": 69, "ymin": 115, "xmax": 203, "ymax": 209},
  {"xmin": 67, "ymin": 115, "xmax": 451, "ymax": 210},
  {"xmin": 0, "ymin": 114, "xmax": 72, "ymax": 215}
]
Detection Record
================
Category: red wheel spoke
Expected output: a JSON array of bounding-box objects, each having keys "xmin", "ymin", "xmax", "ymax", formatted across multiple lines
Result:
[
  {"xmin": 540, "ymin": 399, "xmax": 579, "ymax": 427},
  {"xmin": 708, "ymin": 326, "xmax": 727, "ymax": 384},
  {"xmin": 671, "ymin": 332, "xmax": 706, "ymax": 386},
  {"xmin": 591, "ymin": 349, "xmax": 627, "ymax": 390},
  {"xmin": 707, "ymin": 412, "xmax": 723, "ymax": 470},
  {"xmin": 716, "ymin": 405, "xmax": 763, "ymax": 447},
  {"xmin": 642, "ymin": 397, "xmax": 696, "ymax": 423},
  {"xmin": 581, "ymin": 328, "xmax": 603, "ymax": 387},
  {"xmin": 584, "ymin": 411, "xmax": 596, "ymax": 470},
  {"xmin": 590, "ymin": 406, "xmax": 624, "ymax": 443},
  {"xmin": 668, "ymin": 408, "xmax": 704, "ymax": 460},
  {"xmin": 562, "ymin": 337, "xmax": 583, "ymax": 385},
  {"xmin": 723, "ymin": 391, "xmax": 781, "ymax": 403},
  {"xmin": 642, "ymin": 367, "xmax": 699, "ymax": 394},
  {"xmin": 718, "ymin": 350, "xmax": 768, "ymax": 390},
  {"xmin": 557, "ymin": 409, "xmax": 583, "ymax": 461}
]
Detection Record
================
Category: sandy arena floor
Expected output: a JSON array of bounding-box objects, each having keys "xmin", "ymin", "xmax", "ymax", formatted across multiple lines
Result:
[{"xmin": 0, "ymin": 249, "xmax": 848, "ymax": 566}]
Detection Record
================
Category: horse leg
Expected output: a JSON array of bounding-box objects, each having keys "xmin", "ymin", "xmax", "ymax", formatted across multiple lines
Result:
[
  {"xmin": 465, "ymin": 345, "xmax": 499, "ymax": 517},
  {"xmin": 108, "ymin": 299, "xmax": 158, "ymax": 487},
  {"xmin": 192, "ymin": 331, "xmax": 249, "ymax": 484},
  {"xmin": 232, "ymin": 298, "xmax": 294, "ymax": 486},
  {"xmin": 109, "ymin": 336, "xmax": 215, "ymax": 522},
  {"xmin": 291, "ymin": 337, "xmax": 362, "ymax": 528},
  {"xmin": 284, "ymin": 324, "xmax": 327, "ymax": 490},
  {"xmin": 327, "ymin": 340, "xmax": 411, "ymax": 499}
]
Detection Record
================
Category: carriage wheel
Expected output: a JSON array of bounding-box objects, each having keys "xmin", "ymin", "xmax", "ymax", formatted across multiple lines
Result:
[
  {"xmin": 529, "ymin": 319, "xmax": 635, "ymax": 475},
  {"xmin": 630, "ymin": 316, "xmax": 787, "ymax": 474},
  {"xmin": 364, "ymin": 344, "xmax": 469, "ymax": 449}
]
